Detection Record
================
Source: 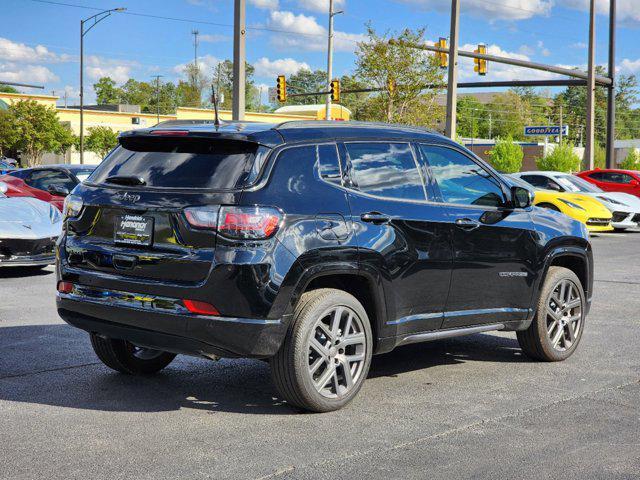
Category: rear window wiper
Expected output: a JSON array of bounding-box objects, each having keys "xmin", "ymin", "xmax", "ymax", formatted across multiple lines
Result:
[{"xmin": 104, "ymin": 175, "xmax": 147, "ymax": 186}]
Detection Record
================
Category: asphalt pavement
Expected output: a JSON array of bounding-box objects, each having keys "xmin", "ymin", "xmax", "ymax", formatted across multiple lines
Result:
[{"xmin": 1, "ymin": 231, "xmax": 639, "ymax": 480}]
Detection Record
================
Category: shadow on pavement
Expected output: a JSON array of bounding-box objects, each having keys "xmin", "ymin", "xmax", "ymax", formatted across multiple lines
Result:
[
  {"xmin": 0, "ymin": 266, "xmax": 54, "ymax": 279},
  {"xmin": 0, "ymin": 323, "xmax": 525, "ymax": 415}
]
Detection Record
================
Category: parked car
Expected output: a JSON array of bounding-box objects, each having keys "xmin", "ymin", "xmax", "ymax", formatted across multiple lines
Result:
[
  {"xmin": 56, "ymin": 121, "xmax": 593, "ymax": 412},
  {"xmin": 0, "ymin": 157, "xmax": 17, "ymax": 175},
  {"xmin": 0, "ymin": 181, "xmax": 61, "ymax": 268},
  {"xmin": 511, "ymin": 171, "xmax": 640, "ymax": 230},
  {"xmin": 577, "ymin": 168, "xmax": 640, "ymax": 198},
  {"xmin": 505, "ymin": 175, "xmax": 613, "ymax": 232},
  {"xmin": 0, "ymin": 164, "xmax": 96, "ymax": 211}
]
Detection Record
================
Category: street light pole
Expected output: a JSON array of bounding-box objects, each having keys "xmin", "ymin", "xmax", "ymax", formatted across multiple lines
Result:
[
  {"xmin": 79, "ymin": 7, "xmax": 126, "ymax": 164},
  {"xmin": 152, "ymin": 75, "xmax": 163, "ymax": 124},
  {"xmin": 232, "ymin": 0, "xmax": 246, "ymax": 121},
  {"xmin": 445, "ymin": 0, "xmax": 460, "ymax": 139},
  {"xmin": 325, "ymin": 0, "xmax": 343, "ymax": 121},
  {"xmin": 585, "ymin": 0, "xmax": 596, "ymax": 170}
]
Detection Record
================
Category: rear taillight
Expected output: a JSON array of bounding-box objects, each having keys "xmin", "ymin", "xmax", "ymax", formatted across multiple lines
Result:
[
  {"xmin": 57, "ymin": 281, "xmax": 74, "ymax": 294},
  {"xmin": 184, "ymin": 205, "xmax": 282, "ymax": 240},
  {"xmin": 183, "ymin": 299, "xmax": 220, "ymax": 316}
]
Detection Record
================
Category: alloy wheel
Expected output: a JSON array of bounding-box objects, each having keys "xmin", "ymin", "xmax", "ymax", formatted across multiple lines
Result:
[
  {"xmin": 546, "ymin": 279, "xmax": 583, "ymax": 352},
  {"xmin": 306, "ymin": 305, "xmax": 367, "ymax": 398}
]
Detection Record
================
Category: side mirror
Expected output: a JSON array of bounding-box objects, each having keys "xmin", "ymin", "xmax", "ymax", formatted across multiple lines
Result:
[
  {"xmin": 511, "ymin": 186, "xmax": 534, "ymax": 209},
  {"xmin": 629, "ymin": 179, "xmax": 639, "ymax": 186},
  {"xmin": 47, "ymin": 185, "xmax": 70, "ymax": 197}
]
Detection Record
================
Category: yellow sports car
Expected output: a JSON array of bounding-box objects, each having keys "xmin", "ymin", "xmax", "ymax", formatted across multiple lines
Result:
[{"xmin": 507, "ymin": 175, "xmax": 613, "ymax": 232}]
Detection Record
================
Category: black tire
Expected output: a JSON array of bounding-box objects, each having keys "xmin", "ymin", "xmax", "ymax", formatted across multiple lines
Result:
[
  {"xmin": 90, "ymin": 333, "xmax": 176, "ymax": 374},
  {"xmin": 270, "ymin": 288, "xmax": 373, "ymax": 413},
  {"xmin": 517, "ymin": 266, "xmax": 586, "ymax": 362},
  {"xmin": 613, "ymin": 227, "xmax": 627, "ymax": 232}
]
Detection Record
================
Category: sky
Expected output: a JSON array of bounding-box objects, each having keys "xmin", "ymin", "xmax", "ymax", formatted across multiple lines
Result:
[{"xmin": 2, "ymin": 0, "xmax": 639, "ymax": 106}]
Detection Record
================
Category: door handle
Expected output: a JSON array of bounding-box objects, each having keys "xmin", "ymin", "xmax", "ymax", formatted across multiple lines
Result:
[
  {"xmin": 455, "ymin": 218, "xmax": 480, "ymax": 231},
  {"xmin": 361, "ymin": 212, "xmax": 390, "ymax": 224}
]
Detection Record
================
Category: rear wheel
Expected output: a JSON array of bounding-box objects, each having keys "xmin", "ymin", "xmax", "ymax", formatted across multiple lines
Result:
[
  {"xmin": 90, "ymin": 333, "xmax": 176, "ymax": 374},
  {"xmin": 517, "ymin": 266, "xmax": 585, "ymax": 361},
  {"xmin": 271, "ymin": 288, "xmax": 373, "ymax": 412}
]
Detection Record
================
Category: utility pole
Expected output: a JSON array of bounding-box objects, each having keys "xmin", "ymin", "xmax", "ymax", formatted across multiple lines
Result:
[
  {"xmin": 585, "ymin": 0, "xmax": 596, "ymax": 170},
  {"xmin": 152, "ymin": 75, "xmax": 163, "ymax": 124},
  {"xmin": 606, "ymin": 0, "xmax": 617, "ymax": 168},
  {"xmin": 325, "ymin": 0, "xmax": 342, "ymax": 121},
  {"xmin": 488, "ymin": 113, "xmax": 492, "ymax": 139},
  {"xmin": 191, "ymin": 29, "xmax": 199, "ymax": 70},
  {"xmin": 559, "ymin": 103, "xmax": 564, "ymax": 145},
  {"xmin": 445, "ymin": 0, "xmax": 460, "ymax": 139},
  {"xmin": 232, "ymin": 0, "xmax": 246, "ymax": 121}
]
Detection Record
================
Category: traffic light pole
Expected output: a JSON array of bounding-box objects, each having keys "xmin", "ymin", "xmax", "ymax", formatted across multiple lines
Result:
[
  {"xmin": 585, "ymin": 0, "xmax": 596, "ymax": 170},
  {"xmin": 444, "ymin": 0, "xmax": 460, "ymax": 139},
  {"xmin": 232, "ymin": 0, "xmax": 246, "ymax": 121},
  {"xmin": 606, "ymin": 0, "xmax": 617, "ymax": 168}
]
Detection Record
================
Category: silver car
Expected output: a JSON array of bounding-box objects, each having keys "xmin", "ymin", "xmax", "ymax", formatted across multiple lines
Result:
[
  {"xmin": 0, "ymin": 181, "xmax": 62, "ymax": 268},
  {"xmin": 512, "ymin": 171, "xmax": 640, "ymax": 231}
]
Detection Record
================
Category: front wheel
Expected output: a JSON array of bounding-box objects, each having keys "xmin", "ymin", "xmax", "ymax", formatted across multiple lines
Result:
[
  {"xmin": 90, "ymin": 333, "xmax": 176, "ymax": 374},
  {"xmin": 517, "ymin": 266, "xmax": 585, "ymax": 361},
  {"xmin": 270, "ymin": 288, "xmax": 373, "ymax": 412}
]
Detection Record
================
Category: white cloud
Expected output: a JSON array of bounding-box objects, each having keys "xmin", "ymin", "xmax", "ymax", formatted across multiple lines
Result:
[
  {"xmin": 297, "ymin": 0, "xmax": 345, "ymax": 13},
  {"xmin": 0, "ymin": 37, "xmax": 71, "ymax": 64},
  {"xmin": 618, "ymin": 58, "xmax": 640, "ymax": 74},
  {"xmin": 0, "ymin": 63, "xmax": 59, "ymax": 83},
  {"xmin": 250, "ymin": 0, "xmax": 279, "ymax": 9},
  {"xmin": 267, "ymin": 10, "xmax": 365, "ymax": 52},
  {"xmin": 200, "ymin": 33, "xmax": 230, "ymax": 43},
  {"xmin": 173, "ymin": 54, "xmax": 220, "ymax": 76},
  {"xmin": 397, "ymin": 0, "xmax": 552, "ymax": 21},
  {"xmin": 563, "ymin": 0, "xmax": 639, "ymax": 27},
  {"xmin": 253, "ymin": 57, "xmax": 311, "ymax": 77},
  {"xmin": 85, "ymin": 56, "xmax": 139, "ymax": 84}
]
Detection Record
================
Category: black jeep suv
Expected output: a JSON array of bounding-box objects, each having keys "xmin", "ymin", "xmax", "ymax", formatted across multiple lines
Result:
[{"xmin": 57, "ymin": 121, "xmax": 593, "ymax": 412}]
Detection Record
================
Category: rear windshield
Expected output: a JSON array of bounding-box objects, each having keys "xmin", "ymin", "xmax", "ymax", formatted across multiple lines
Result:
[{"xmin": 87, "ymin": 137, "xmax": 263, "ymax": 190}]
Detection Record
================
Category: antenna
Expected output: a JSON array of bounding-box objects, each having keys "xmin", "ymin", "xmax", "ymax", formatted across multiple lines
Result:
[
  {"xmin": 191, "ymin": 29, "xmax": 200, "ymax": 70},
  {"xmin": 211, "ymin": 84, "xmax": 221, "ymax": 129}
]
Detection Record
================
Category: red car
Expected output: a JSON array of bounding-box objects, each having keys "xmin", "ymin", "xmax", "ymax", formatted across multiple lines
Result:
[
  {"xmin": 0, "ymin": 164, "xmax": 96, "ymax": 211},
  {"xmin": 576, "ymin": 168, "xmax": 640, "ymax": 198}
]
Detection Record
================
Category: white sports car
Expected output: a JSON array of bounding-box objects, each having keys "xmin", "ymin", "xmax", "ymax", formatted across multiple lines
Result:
[
  {"xmin": 0, "ymin": 181, "xmax": 62, "ymax": 267},
  {"xmin": 512, "ymin": 171, "xmax": 640, "ymax": 231}
]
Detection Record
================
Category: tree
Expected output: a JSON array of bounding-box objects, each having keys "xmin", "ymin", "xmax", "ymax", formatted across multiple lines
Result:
[
  {"xmin": 211, "ymin": 60, "xmax": 260, "ymax": 110},
  {"xmin": 94, "ymin": 77, "xmax": 123, "ymax": 104},
  {"xmin": 85, "ymin": 126, "xmax": 118, "ymax": 158},
  {"xmin": 8, "ymin": 100, "xmax": 75, "ymax": 166},
  {"xmin": 457, "ymin": 96, "xmax": 487, "ymax": 138},
  {"xmin": 0, "ymin": 110, "xmax": 20, "ymax": 156},
  {"xmin": 619, "ymin": 149, "xmax": 640, "ymax": 170},
  {"xmin": 488, "ymin": 136, "xmax": 524, "ymax": 173},
  {"xmin": 0, "ymin": 85, "xmax": 19, "ymax": 93},
  {"xmin": 354, "ymin": 25, "xmax": 445, "ymax": 126},
  {"xmin": 536, "ymin": 143, "xmax": 582, "ymax": 173}
]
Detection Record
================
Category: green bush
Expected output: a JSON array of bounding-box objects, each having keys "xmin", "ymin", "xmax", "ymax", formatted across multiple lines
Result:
[
  {"xmin": 536, "ymin": 142, "xmax": 582, "ymax": 173},
  {"xmin": 488, "ymin": 136, "xmax": 523, "ymax": 173},
  {"xmin": 85, "ymin": 126, "xmax": 119, "ymax": 159},
  {"xmin": 619, "ymin": 149, "xmax": 640, "ymax": 170}
]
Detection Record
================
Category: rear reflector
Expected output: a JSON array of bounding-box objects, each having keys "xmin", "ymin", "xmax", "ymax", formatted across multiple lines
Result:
[
  {"xmin": 149, "ymin": 130, "xmax": 189, "ymax": 136},
  {"xmin": 183, "ymin": 299, "xmax": 220, "ymax": 316},
  {"xmin": 57, "ymin": 281, "xmax": 74, "ymax": 294}
]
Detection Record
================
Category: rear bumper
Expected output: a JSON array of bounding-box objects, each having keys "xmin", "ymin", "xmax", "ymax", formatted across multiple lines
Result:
[
  {"xmin": 57, "ymin": 290, "xmax": 289, "ymax": 359},
  {"xmin": 0, "ymin": 252, "xmax": 55, "ymax": 267}
]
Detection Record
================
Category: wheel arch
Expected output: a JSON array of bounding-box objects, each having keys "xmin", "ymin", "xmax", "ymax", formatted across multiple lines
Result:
[{"xmin": 541, "ymin": 246, "xmax": 593, "ymax": 313}]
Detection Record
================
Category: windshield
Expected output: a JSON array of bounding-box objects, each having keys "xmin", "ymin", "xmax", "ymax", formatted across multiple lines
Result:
[
  {"xmin": 557, "ymin": 174, "xmax": 603, "ymax": 193},
  {"xmin": 88, "ymin": 137, "xmax": 262, "ymax": 190}
]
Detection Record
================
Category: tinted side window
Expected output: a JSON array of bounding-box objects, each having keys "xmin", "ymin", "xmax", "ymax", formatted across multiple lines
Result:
[
  {"xmin": 344, "ymin": 143, "xmax": 426, "ymax": 201},
  {"xmin": 589, "ymin": 172, "xmax": 605, "ymax": 181},
  {"xmin": 521, "ymin": 175, "xmax": 549, "ymax": 188},
  {"xmin": 419, "ymin": 145, "xmax": 505, "ymax": 207},
  {"xmin": 28, "ymin": 170, "xmax": 75, "ymax": 191},
  {"xmin": 317, "ymin": 143, "xmax": 342, "ymax": 186}
]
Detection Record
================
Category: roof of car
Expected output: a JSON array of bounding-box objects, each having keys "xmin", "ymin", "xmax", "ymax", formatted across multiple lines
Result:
[
  {"xmin": 16, "ymin": 164, "xmax": 96, "ymax": 173},
  {"xmin": 127, "ymin": 120, "xmax": 450, "ymax": 148},
  {"xmin": 581, "ymin": 168, "xmax": 640, "ymax": 174}
]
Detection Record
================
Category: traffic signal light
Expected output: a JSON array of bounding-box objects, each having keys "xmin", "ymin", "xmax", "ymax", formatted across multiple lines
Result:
[
  {"xmin": 330, "ymin": 79, "xmax": 340, "ymax": 102},
  {"xmin": 437, "ymin": 37, "xmax": 448, "ymax": 69},
  {"xmin": 276, "ymin": 75, "xmax": 287, "ymax": 102},
  {"xmin": 474, "ymin": 44, "xmax": 487, "ymax": 76},
  {"xmin": 387, "ymin": 78, "xmax": 396, "ymax": 95}
]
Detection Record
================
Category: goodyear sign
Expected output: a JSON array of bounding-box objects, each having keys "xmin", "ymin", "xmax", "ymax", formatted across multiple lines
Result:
[{"xmin": 524, "ymin": 125, "xmax": 569, "ymax": 136}]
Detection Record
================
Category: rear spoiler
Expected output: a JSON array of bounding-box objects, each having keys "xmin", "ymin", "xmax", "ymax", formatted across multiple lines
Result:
[{"xmin": 118, "ymin": 127, "xmax": 283, "ymax": 148}]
